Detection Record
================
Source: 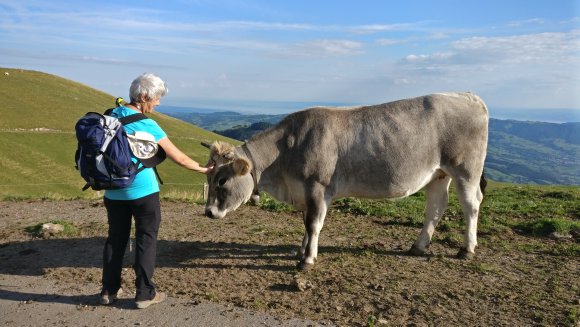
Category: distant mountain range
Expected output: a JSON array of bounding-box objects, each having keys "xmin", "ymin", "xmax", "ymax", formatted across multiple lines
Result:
[
  {"xmin": 485, "ymin": 120, "xmax": 579, "ymax": 185},
  {"xmin": 164, "ymin": 110, "xmax": 580, "ymax": 186}
]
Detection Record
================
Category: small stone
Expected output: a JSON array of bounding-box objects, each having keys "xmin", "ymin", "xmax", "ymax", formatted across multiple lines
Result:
[
  {"xmin": 41, "ymin": 223, "xmax": 65, "ymax": 238},
  {"xmin": 292, "ymin": 277, "xmax": 314, "ymax": 292},
  {"xmin": 549, "ymin": 232, "xmax": 572, "ymax": 240}
]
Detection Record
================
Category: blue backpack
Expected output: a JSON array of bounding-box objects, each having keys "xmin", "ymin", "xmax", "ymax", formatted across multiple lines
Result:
[{"xmin": 74, "ymin": 102, "xmax": 150, "ymax": 191}]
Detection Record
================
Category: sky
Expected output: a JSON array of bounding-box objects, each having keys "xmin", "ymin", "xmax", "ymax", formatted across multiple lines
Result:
[{"xmin": 1, "ymin": 0, "xmax": 579, "ymax": 117}]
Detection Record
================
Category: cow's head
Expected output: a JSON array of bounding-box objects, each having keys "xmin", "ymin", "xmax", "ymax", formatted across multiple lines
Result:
[{"xmin": 203, "ymin": 141, "xmax": 255, "ymax": 219}]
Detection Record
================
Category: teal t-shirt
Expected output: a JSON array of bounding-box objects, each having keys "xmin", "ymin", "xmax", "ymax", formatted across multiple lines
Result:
[{"xmin": 104, "ymin": 106, "xmax": 167, "ymax": 200}]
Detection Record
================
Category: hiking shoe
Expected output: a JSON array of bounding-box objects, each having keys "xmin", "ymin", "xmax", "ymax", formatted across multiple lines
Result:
[
  {"xmin": 135, "ymin": 292, "xmax": 166, "ymax": 309},
  {"xmin": 100, "ymin": 288, "xmax": 123, "ymax": 305}
]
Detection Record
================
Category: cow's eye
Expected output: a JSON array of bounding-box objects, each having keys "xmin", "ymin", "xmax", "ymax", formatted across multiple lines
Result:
[{"xmin": 218, "ymin": 178, "xmax": 227, "ymax": 187}]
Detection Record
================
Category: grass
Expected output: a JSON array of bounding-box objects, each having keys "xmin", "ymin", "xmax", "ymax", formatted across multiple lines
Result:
[
  {"xmin": 205, "ymin": 290, "xmax": 219, "ymax": 302},
  {"xmin": 516, "ymin": 218, "xmax": 580, "ymax": 236},
  {"xmin": 0, "ymin": 67, "xmax": 237, "ymax": 201},
  {"xmin": 0, "ymin": 132, "xmax": 218, "ymax": 200},
  {"xmin": 160, "ymin": 189, "xmax": 206, "ymax": 204},
  {"xmin": 333, "ymin": 193, "xmax": 426, "ymax": 225},
  {"xmin": 469, "ymin": 262, "xmax": 500, "ymax": 274},
  {"xmin": 259, "ymin": 193, "xmax": 294, "ymax": 212},
  {"xmin": 249, "ymin": 181, "xmax": 579, "ymax": 254},
  {"xmin": 567, "ymin": 307, "xmax": 579, "ymax": 326}
]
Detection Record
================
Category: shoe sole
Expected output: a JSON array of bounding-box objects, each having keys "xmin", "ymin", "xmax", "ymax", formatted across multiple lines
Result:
[
  {"xmin": 136, "ymin": 292, "xmax": 166, "ymax": 309},
  {"xmin": 100, "ymin": 288, "xmax": 123, "ymax": 305}
]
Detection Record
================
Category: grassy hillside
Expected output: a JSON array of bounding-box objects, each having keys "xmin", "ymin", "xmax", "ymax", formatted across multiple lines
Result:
[
  {"xmin": 0, "ymin": 68, "xmax": 237, "ymax": 200},
  {"xmin": 485, "ymin": 120, "xmax": 580, "ymax": 185}
]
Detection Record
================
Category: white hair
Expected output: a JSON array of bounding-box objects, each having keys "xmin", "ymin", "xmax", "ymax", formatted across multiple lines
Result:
[{"xmin": 129, "ymin": 73, "xmax": 168, "ymax": 102}]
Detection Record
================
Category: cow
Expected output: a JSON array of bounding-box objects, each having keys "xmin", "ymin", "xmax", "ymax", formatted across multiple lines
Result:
[{"xmin": 203, "ymin": 92, "xmax": 488, "ymax": 270}]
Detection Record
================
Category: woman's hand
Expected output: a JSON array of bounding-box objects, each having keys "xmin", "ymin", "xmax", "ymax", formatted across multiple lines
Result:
[{"xmin": 204, "ymin": 160, "xmax": 216, "ymax": 174}]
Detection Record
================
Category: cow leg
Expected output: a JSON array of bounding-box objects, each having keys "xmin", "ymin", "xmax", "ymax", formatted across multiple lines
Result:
[
  {"xmin": 410, "ymin": 175, "xmax": 451, "ymax": 255},
  {"xmin": 298, "ymin": 183, "xmax": 329, "ymax": 270},
  {"xmin": 298, "ymin": 212, "xmax": 309, "ymax": 259},
  {"xmin": 455, "ymin": 178, "xmax": 484, "ymax": 259}
]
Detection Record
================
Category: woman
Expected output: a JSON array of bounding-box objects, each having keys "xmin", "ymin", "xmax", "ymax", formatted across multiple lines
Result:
[{"xmin": 100, "ymin": 73, "xmax": 213, "ymax": 309}]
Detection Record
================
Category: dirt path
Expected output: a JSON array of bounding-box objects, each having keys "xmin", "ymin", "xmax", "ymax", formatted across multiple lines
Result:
[
  {"xmin": 0, "ymin": 200, "xmax": 578, "ymax": 326},
  {"xmin": 0, "ymin": 274, "xmax": 321, "ymax": 327}
]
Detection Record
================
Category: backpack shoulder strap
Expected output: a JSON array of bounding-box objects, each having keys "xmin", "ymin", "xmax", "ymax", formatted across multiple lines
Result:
[
  {"xmin": 103, "ymin": 106, "xmax": 149, "ymax": 125},
  {"xmin": 118, "ymin": 113, "xmax": 148, "ymax": 125},
  {"xmin": 153, "ymin": 167, "xmax": 164, "ymax": 185}
]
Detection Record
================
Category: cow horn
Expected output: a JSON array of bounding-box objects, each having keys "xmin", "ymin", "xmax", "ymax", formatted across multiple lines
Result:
[{"xmin": 201, "ymin": 142, "xmax": 211, "ymax": 149}]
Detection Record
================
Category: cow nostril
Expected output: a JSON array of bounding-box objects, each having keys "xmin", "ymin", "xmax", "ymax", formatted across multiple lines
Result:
[{"xmin": 205, "ymin": 209, "xmax": 213, "ymax": 218}]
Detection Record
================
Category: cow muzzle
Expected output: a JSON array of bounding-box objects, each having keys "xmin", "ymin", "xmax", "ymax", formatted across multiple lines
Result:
[{"xmin": 204, "ymin": 207, "xmax": 226, "ymax": 219}]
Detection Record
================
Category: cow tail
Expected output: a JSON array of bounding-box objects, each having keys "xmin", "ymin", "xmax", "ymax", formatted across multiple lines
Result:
[{"xmin": 479, "ymin": 169, "xmax": 488, "ymax": 200}]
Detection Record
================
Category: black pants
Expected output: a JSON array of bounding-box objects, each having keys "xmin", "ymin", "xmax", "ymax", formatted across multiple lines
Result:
[{"xmin": 102, "ymin": 192, "xmax": 161, "ymax": 301}]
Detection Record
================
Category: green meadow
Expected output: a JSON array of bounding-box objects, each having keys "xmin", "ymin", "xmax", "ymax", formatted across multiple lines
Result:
[{"xmin": 259, "ymin": 183, "xmax": 580, "ymax": 255}]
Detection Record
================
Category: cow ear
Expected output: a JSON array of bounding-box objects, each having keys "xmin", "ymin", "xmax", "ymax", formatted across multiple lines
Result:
[{"xmin": 232, "ymin": 158, "xmax": 251, "ymax": 176}]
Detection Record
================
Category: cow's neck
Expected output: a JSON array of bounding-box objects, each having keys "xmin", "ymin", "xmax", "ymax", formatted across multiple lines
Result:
[
  {"xmin": 239, "ymin": 143, "xmax": 260, "ymax": 196},
  {"xmin": 239, "ymin": 127, "xmax": 284, "ymax": 187}
]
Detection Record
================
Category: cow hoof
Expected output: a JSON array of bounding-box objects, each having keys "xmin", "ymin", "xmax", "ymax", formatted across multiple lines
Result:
[
  {"xmin": 408, "ymin": 244, "xmax": 426, "ymax": 256},
  {"xmin": 456, "ymin": 248, "xmax": 475, "ymax": 260},
  {"xmin": 296, "ymin": 261, "xmax": 314, "ymax": 271}
]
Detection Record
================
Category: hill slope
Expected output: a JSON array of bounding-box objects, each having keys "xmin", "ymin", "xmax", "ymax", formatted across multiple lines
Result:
[
  {"xmin": 485, "ymin": 120, "xmax": 579, "ymax": 185},
  {"xmin": 0, "ymin": 68, "xmax": 236, "ymax": 200},
  {"xmin": 168, "ymin": 111, "xmax": 580, "ymax": 185},
  {"xmin": 164, "ymin": 110, "xmax": 286, "ymax": 132}
]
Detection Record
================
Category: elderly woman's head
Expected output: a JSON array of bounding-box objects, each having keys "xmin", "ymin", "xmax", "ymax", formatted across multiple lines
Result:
[{"xmin": 129, "ymin": 73, "xmax": 168, "ymax": 113}]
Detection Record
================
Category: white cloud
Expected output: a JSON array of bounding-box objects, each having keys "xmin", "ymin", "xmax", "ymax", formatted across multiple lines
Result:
[
  {"xmin": 291, "ymin": 40, "xmax": 363, "ymax": 57},
  {"xmin": 404, "ymin": 52, "xmax": 455, "ymax": 63},
  {"xmin": 427, "ymin": 32, "xmax": 450, "ymax": 40},
  {"xmin": 393, "ymin": 29, "xmax": 580, "ymax": 109},
  {"xmin": 393, "ymin": 78, "xmax": 415, "ymax": 85},
  {"xmin": 451, "ymin": 30, "xmax": 580, "ymax": 64},
  {"xmin": 376, "ymin": 38, "xmax": 409, "ymax": 46},
  {"xmin": 561, "ymin": 17, "xmax": 580, "ymax": 24},
  {"xmin": 348, "ymin": 23, "xmax": 418, "ymax": 35},
  {"xmin": 507, "ymin": 18, "xmax": 545, "ymax": 28},
  {"xmin": 403, "ymin": 30, "xmax": 580, "ymax": 67}
]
